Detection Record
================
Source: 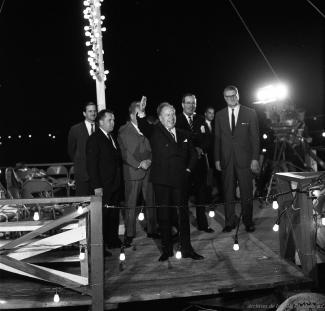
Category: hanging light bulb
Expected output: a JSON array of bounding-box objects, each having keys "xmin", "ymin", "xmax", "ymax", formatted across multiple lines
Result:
[
  {"xmin": 77, "ymin": 205, "xmax": 83, "ymax": 214},
  {"xmin": 53, "ymin": 290, "xmax": 60, "ymax": 303},
  {"xmin": 175, "ymin": 250, "xmax": 182, "ymax": 259},
  {"xmin": 208, "ymin": 210, "xmax": 215, "ymax": 218},
  {"xmin": 273, "ymin": 223, "xmax": 279, "ymax": 232},
  {"xmin": 119, "ymin": 247, "xmax": 126, "ymax": 261},
  {"xmin": 138, "ymin": 211, "xmax": 144, "ymax": 221},
  {"xmin": 272, "ymin": 201, "xmax": 279, "ymax": 210},
  {"xmin": 233, "ymin": 239, "xmax": 239, "ymax": 251},
  {"xmin": 33, "ymin": 211, "xmax": 40, "ymax": 221},
  {"xmin": 79, "ymin": 246, "xmax": 86, "ymax": 260}
]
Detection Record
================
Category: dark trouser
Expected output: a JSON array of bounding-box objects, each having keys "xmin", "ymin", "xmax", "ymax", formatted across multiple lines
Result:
[
  {"xmin": 124, "ymin": 175, "xmax": 158, "ymax": 237},
  {"xmin": 102, "ymin": 190, "xmax": 120, "ymax": 246},
  {"xmin": 75, "ymin": 179, "xmax": 91, "ymax": 196},
  {"xmin": 222, "ymin": 159, "xmax": 254, "ymax": 227},
  {"xmin": 191, "ymin": 157, "xmax": 209, "ymax": 230},
  {"xmin": 153, "ymin": 184, "xmax": 192, "ymax": 254}
]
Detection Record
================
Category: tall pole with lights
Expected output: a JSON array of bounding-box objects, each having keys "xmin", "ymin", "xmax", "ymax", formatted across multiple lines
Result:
[{"xmin": 83, "ymin": 0, "xmax": 108, "ymax": 110}]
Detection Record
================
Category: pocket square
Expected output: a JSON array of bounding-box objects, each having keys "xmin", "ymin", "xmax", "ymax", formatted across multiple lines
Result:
[
  {"xmin": 183, "ymin": 139, "xmax": 188, "ymax": 142},
  {"xmin": 241, "ymin": 122, "xmax": 249, "ymax": 125}
]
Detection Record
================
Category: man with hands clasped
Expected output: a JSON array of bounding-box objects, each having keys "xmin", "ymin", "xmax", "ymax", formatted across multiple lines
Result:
[
  {"xmin": 118, "ymin": 101, "xmax": 159, "ymax": 248},
  {"xmin": 214, "ymin": 86, "xmax": 260, "ymax": 233}
]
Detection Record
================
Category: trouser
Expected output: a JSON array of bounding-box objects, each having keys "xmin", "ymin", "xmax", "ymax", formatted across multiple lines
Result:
[
  {"xmin": 124, "ymin": 176, "xmax": 158, "ymax": 237},
  {"xmin": 153, "ymin": 184, "xmax": 192, "ymax": 254}
]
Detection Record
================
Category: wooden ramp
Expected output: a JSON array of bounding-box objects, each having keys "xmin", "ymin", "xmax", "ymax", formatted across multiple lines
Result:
[{"xmin": 0, "ymin": 202, "xmax": 312, "ymax": 309}]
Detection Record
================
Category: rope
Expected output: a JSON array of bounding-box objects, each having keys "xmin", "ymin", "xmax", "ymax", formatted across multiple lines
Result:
[
  {"xmin": 305, "ymin": 0, "xmax": 325, "ymax": 19},
  {"xmin": 227, "ymin": 0, "xmax": 280, "ymax": 81}
]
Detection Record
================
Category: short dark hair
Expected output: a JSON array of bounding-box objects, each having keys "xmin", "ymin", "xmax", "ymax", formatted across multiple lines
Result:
[
  {"xmin": 97, "ymin": 109, "xmax": 114, "ymax": 122},
  {"xmin": 83, "ymin": 101, "xmax": 97, "ymax": 112},
  {"xmin": 128, "ymin": 101, "xmax": 139, "ymax": 116},
  {"xmin": 157, "ymin": 102, "xmax": 175, "ymax": 116},
  {"xmin": 204, "ymin": 105, "xmax": 215, "ymax": 113},
  {"xmin": 181, "ymin": 93, "xmax": 196, "ymax": 103},
  {"xmin": 223, "ymin": 85, "xmax": 238, "ymax": 95}
]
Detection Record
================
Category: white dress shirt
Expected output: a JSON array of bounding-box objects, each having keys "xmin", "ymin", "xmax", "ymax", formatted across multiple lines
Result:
[
  {"xmin": 228, "ymin": 105, "xmax": 240, "ymax": 130},
  {"xmin": 131, "ymin": 121, "xmax": 143, "ymax": 135},
  {"xmin": 100, "ymin": 128, "xmax": 117, "ymax": 149},
  {"xmin": 205, "ymin": 119, "xmax": 212, "ymax": 132},
  {"xmin": 85, "ymin": 120, "xmax": 95, "ymax": 136}
]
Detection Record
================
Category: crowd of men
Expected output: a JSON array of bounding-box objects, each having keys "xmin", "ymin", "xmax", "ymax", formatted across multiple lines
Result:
[{"xmin": 67, "ymin": 85, "xmax": 260, "ymax": 261}]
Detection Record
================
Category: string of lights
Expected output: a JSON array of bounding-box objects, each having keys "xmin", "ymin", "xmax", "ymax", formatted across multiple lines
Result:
[{"xmin": 83, "ymin": 0, "xmax": 108, "ymax": 82}]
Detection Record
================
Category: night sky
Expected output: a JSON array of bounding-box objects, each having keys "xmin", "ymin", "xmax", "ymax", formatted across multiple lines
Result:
[{"xmin": 0, "ymin": 0, "xmax": 324, "ymax": 165}]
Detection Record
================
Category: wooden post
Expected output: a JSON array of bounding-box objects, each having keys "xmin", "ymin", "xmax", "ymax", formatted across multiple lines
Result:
[
  {"xmin": 276, "ymin": 172, "xmax": 320, "ymax": 283},
  {"xmin": 89, "ymin": 196, "xmax": 104, "ymax": 311}
]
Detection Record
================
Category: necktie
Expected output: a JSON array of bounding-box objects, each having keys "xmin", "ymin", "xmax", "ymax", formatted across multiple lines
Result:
[
  {"xmin": 188, "ymin": 116, "xmax": 193, "ymax": 131},
  {"xmin": 231, "ymin": 108, "xmax": 235, "ymax": 135},
  {"xmin": 90, "ymin": 123, "xmax": 95, "ymax": 135},
  {"xmin": 109, "ymin": 134, "xmax": 117, "ymax": 149},
  {"xmin": 169, "ymin": 130, "xmax": 176, "ymax": 142}
]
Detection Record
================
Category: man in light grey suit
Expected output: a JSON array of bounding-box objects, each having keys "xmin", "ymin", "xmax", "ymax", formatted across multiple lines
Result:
[{"xmin": 118, "ymin": 101, "xmax": 159, "ymax": 247}]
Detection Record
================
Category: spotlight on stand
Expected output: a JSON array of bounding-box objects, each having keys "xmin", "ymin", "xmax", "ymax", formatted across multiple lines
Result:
[{"xmin": 254, "ymin": 83, "xmax": 288, "ymax": 104}]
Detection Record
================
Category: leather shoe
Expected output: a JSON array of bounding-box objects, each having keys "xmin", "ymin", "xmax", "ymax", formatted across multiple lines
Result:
[
  {"xmin": 182, "ymin": 251, "xmax": 204, "ymax": 260},
  {"xmin": 201, "ymin": 227, "xmax": 214, "ymax": 233},
  {"xmin": 222, "ymin": 226, "xmax": 233, "ymax": 233},
  {"xmin": 158, "ymin": 251, "xmax": 173, "ymax": 262},
  {"xmin": 245, "ymin": 224, "xmax": 255, "ymax": 233},
  {"xmin": 147, "ymin": 232, "xmax": 161, "ymax": 239}
]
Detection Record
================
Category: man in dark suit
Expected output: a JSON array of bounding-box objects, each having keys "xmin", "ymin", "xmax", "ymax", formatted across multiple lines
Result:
[
  {"xmin": 86, "ymin": 109, "xmax": 122, "ymax": 255},
  {"xmin": 67, "ymin": 102, "xmax": 97, "ymax": 196},
  {"xmin": 138, "ymin": 99, "xmax": 203, "ymax": 262},
  {"xmin": 117, "ymin": 101, "xmax": 159, "ymax": 247},
  {"xmin": 214, "ymin": 86, "xmax": 260, "ymax": 233},
  {"xmin": 176, "ymin": 94, "xmax": 213, "ymax": 233}
]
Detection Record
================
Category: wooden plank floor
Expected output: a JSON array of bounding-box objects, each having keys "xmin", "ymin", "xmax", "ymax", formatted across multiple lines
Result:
[{"xmin": 0, "ymin": 201, "xmax": 312, "ymax": 309}]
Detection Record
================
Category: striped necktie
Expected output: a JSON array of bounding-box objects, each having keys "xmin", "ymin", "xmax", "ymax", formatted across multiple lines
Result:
[{"xmin": 188, "ymin": 116, "xmax": 193, "ymax": 131}]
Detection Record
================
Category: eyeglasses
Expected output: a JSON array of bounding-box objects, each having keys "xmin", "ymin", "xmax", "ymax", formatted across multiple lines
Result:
[{"xmin": 224, "ymin": 94, "xmax": 237, "ymax": 99}]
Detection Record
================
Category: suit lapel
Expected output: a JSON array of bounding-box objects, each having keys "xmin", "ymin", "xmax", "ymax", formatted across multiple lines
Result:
[
  {"xmin": 158, "ymin": 122, "xmax": 177, "ymax": 144},
  {"xmin": 81, "ymin": 122, "xmax": 89, "ymax": 137},
  {"xmin": 222, "ymin": 108, "xmax": 232, "ymax": 135}
]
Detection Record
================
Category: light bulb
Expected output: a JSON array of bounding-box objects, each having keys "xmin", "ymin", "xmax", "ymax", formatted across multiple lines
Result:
[
  {"xmin": 79, "ymin": 249, "xmax": 85, "ymax": 260},
  {"xmin": 77, "ymin": 205, "xmax": 83, "ymax": 214},
  {"xmin": 138, "ymin": 212, "xmax": 144, "ymax": 221},
  {"xmin": 233, "ymin": 242, "xmax": 239, "ymax": 251},
  {"xmin": 322, "ymin": 217, "xmax": 325, "ymax": 226},
  {"xmin": 208, "ymin": 210, "xmax": 215, "ymax": 218},
  {"xmin": 272, "ymin": 201, "xmax": 279, "ymax": 210},
  {"xmin": 273, "ymin": 224, "xmax": 279, "ymax": 232},
  {"xmin": 119, "ymin": 252, "xmax": 126, "ymax": 261},
  {"xmin": 33, "ymin": 212, "xmax": 40, "ymax": 221},
  {"xmin": 53, "ymin": 292, "xmax": 60, "ymax": 303},
  {"xmin": 175, "ymin": 250, "xmax": 182, "ymax": 259}
]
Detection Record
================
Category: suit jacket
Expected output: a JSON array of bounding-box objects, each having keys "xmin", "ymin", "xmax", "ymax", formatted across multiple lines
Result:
[
  {"xmin": 117, "ymin": 121, "xmax": 152, "ymax": 181},
  {"xmin": 86, "ymin": 129, "xmax": 122, "ymax": 200},
  {"xmin": 67, "ymin": 122, "xmax": 90, "ymax": 182},
  {"xmin": 214, "ymin": 105, "xmax": 260, "ymax": 169},
  {"xmin": 138, "ymin": 118, "xmax": 197, "ymax": 188},
  {"xmin": 176, "ymin": 113, "xmax": 209, "ymax": 152},
  {"xmin": 203, "ymin": 120, "xmax": 215, "ymax": 168}
]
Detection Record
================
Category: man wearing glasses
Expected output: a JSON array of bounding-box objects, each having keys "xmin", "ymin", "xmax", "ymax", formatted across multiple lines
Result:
[{"xmin": 214, "ymin": 86, "xmax": 260, "ymax": 233}]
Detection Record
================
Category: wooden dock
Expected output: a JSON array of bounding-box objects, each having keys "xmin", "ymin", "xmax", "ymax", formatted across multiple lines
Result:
[{"xmin": 0, "ymin": 201, "xmax": 312, "ymax": 310}]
